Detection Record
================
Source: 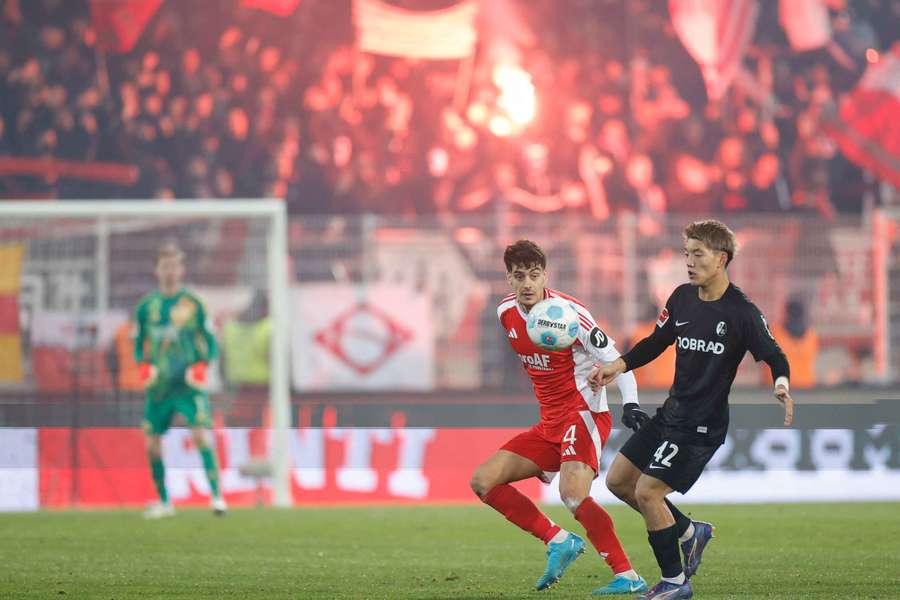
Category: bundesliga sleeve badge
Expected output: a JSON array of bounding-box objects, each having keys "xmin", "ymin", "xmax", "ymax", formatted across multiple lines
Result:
[{"xmin": 656, "ymin": 308, "xmax": 670, "ymax": 328}]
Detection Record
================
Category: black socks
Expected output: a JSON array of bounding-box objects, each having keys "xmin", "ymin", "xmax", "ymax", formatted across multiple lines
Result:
[
  {"xmin": 665, "ymin": 498, "xmax": 692, "ymax": 538},
  {"xmin": 648, "ymin": 523, "xmax": 683, "ymax": 578}
]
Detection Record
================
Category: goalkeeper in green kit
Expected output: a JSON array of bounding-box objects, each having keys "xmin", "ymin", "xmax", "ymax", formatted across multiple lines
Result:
[{"xmin": 134, "ymin": 242, "xmax": 226, "ymax": 518}]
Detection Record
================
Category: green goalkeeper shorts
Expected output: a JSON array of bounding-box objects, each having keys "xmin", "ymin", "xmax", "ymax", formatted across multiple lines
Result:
[{"xmin": 142, "ymin": 389, "xmax": 212, "ymax": 435}]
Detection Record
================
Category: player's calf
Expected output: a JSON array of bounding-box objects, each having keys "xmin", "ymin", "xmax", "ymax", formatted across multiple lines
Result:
[
  {"xmin": 605, "ymin": 454, "xmax": 643, "ymax": 512},
  {"xmin": 605, "ymin": 476, "xmax": 640, "ymax": 512},
  {"xmin": 573, "ymin": 497, "xmax": 644, "ymax": 584}
]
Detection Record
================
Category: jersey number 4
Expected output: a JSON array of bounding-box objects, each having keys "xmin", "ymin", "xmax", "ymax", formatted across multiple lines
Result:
[
  {"xmin": 653, "ymin": 441, "xmax": 679, "ymax": 467},
  {"xmin": 563, "ymin": 425, "xmax": 577, "ymax": 445}
]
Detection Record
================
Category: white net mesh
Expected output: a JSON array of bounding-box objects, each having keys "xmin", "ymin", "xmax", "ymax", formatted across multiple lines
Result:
[
  {"xmin": 0, "ymin": 201, "xmax": 291, "ymax": 507},
  {"xmin": 2, "ymin": 213, "xmax": 267, "ymax": 399}
]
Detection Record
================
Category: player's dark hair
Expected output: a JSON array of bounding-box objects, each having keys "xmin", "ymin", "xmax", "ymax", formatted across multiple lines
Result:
[
  {"xmin": 683, "ymin": 220, "xmax": 738, "ymax": 267},
  {"xmin": 157, "ymin": 241, "xmax": 185, "ymax": 264},
  {"xmin": 504, "ymin": 239, "xmax": 546, "ymax": 272}
]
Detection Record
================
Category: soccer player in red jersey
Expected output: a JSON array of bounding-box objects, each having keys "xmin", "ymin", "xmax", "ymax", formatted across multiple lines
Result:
[{"xmin": 470, "ymin": 240, "xmax": 649, "ymax": 595}]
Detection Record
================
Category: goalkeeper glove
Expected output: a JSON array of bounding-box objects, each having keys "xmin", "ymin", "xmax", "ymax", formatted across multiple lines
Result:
[
  {"xmin": 185, "ymin": 362, "xmax": 208, "ymax": 390},
  {"xmin": 138, "ymin": 362, "xmax": 158, "ymax": 388},
  {"xmin": 622, "ymin": 403, "xmax": 650, "ymax": 432}
]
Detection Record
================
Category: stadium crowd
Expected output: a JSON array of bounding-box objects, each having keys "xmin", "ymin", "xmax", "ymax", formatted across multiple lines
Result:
[{"xmin": 1, "ymin": 0, "xmax": 897, "ymax": 219}]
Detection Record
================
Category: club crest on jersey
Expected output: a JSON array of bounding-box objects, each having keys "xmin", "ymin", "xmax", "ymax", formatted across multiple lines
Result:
[
  {"xmin": 656, "ymin": 308, "xmax": 670, "ymax": 328},
  {"xmin": 588, "ymin": 326, "xmax": 608, "ymax": 349},
  {"xmin": 716, "ymin": 321, "xmax": 727, "ymax": 337}
]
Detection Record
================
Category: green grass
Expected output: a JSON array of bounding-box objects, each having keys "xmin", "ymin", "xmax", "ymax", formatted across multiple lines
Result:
[{"xmin": 1, "ymin": 503, "xmax": 898, "ymax": 599}]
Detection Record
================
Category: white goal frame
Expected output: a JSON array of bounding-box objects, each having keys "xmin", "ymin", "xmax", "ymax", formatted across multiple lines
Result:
[{"xmin": 0, "ymin": 200, "xmax": 292, "ymax": 507}]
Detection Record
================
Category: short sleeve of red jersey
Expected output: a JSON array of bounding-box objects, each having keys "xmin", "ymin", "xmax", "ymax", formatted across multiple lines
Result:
[
  {"xmin": 572, "ymin": 303, "xmax": 620, "ymax": 362},
  {"xmin": 496, "ymin": 294, "xmax": 517, "ymax": 327}
]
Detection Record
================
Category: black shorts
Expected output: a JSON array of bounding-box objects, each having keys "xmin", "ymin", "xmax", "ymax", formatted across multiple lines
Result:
[{"xmin": 619, "ymin": 417, "xmax": 720, "ymax": 494}]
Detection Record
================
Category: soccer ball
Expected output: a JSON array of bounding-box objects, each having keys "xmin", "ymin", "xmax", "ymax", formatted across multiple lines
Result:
[{"xmin": 526, "ymin": 297, "xmax": 580, "ymax": 351}]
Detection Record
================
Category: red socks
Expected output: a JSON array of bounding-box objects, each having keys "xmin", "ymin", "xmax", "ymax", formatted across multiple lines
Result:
[
  {"xmin": 574, "ymin": 497, "xmax": 632, "ymax": 573},
  {"xmin": 482, "ymin": 485, "xmax": 633, "ymax": 575},
  {"xmin": 483, "ymin": 484, "xmax": 561, "ymax": 544}
]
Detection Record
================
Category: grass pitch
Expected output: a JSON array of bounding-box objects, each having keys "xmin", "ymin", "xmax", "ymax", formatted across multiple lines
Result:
[{"xmin": 0, "ymin": 502, "xmax": 897, "ymax": 599}]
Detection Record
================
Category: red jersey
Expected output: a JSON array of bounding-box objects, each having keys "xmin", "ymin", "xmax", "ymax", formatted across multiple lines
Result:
[{"xmin": 498, "ymin": 288, "xmax": 624, "ymax": 440}]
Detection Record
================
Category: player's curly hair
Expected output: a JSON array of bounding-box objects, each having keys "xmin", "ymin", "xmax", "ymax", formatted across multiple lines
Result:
[
  {"xmin": 684, "ymin": 220, "xmax": 738, "ymax": 266},
  {"xmin": 503, "ymin": 240, "xmax": 546, "ymax": 272}
]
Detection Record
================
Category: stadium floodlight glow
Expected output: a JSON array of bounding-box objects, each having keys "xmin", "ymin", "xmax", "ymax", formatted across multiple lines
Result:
[
  {"xmin": 0, "ymin": 199, "xmax": 293, "ymax": 508},
  {"xmin": 493, "ymin": 64, "xmax": 536, "ymax": 126},
  {"xmin": 488, "ymin": 115, "xmax": 513, "ymax": 137}
]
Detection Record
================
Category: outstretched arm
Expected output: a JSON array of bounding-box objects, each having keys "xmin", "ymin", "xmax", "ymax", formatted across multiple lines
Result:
[
  {"xmin": 613, "ymin": 368, "xmax": 638, "ymax": 405},
  {"xmin": 744, "ymin": 302, "xmax": 793, "ymax": 427},
  {"xmin": 186, "ymin": 299, "xmax": 217, "ymax": 390},
  {"xmin": 195, "ymin": 301, "xmax": 218, "ymax": 361},
  {"xmin": 588, "ymin": 357, "xmax": 627, "ymax": 391},
  {"xmin": 587, "ymin": 329, "xmax": 672, "ymax": 391},
  {"xmin": 774, "ymin": 379, "xmax": 793, "ymax": 426},
  {"xmin": 574, "ymin": 313, "xmax": 648, "ymax": 432},
  {"xmin": 612, "ymin": 369, "xmax": 650, "ymax": 431},
  {"xmin": 764, "ymin": 350, "xmax": 793, "ymax": 426},
  {"xmin": 132, "ymin": 302, "xmax": 157, "ymax": 388}
]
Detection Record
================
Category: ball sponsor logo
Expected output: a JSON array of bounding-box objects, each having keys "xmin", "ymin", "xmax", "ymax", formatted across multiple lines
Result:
[{"xmin": 536, "ymin": 318, "xmax": 566, "ymax": 331}]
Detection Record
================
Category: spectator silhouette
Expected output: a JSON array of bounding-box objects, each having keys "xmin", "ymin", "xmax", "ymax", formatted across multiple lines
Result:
[
  {"xmin": 769, "ymin": 296, "xmax": 818, "ymax": 389},
  {"xmin": 222, "ymin": 289, "xmax": 271, "ymax": 385}
]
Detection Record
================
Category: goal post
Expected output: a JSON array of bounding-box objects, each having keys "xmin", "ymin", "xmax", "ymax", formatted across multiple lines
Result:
[{"xmin": 0, "ymin": 200, "xmax": 292, "ymax": 508}]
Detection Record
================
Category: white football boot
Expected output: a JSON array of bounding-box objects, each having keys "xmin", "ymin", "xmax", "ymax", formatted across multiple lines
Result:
[
  {"xmin": 210, "ymin": 496, "xmax": 227, "ymax": 516},
  {"xmin": 143, "ymin": 502, "xmax": 176, "ymax": 519}
]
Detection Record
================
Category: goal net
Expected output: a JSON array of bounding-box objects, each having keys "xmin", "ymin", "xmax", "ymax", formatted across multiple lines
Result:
[{"xmin": 0, "ymin": 201, "xmax": 291, "ymax": 509}]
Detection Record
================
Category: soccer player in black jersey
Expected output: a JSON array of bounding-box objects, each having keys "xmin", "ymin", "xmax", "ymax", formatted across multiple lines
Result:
[{"xmin": 588, "ymin": 220, "xmax": 794, "ymax": 599}]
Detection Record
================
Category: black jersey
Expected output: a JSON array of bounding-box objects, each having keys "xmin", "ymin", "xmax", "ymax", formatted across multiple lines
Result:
[{"xmin": 623, "ymin": 283, "xmax": 786, "ymax": 445}]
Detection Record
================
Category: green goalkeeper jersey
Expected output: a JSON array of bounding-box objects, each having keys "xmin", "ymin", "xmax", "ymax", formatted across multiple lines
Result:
[{"xmin": 133, "ymin": 288, "xmax": 217, "ymax": 396}]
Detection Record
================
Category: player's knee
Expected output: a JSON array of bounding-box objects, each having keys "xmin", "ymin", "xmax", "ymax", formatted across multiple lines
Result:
[
  {"xmin": 469, "ymin": 469, "xmax": 493, "ymax": 499},
  {"xmin": 144, "ymin": 435, "xmax": 161, "ymax": 457},
  {"xmin": 605, "ymin": 472, "xmax": 631, "ymax": 500},
  {"xmin": 634, "ymin": 481, "xmax": 661, "ymax": 509},
  {"xmin": 190, "ymin": 428, "xmax": 209, "ymax": 449},
  {"xmin": 559, "ymin": 490, "xmax": 586, "ymax": 513}
]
